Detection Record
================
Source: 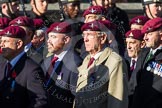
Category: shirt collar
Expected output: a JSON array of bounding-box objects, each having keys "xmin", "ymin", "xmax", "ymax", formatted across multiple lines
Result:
[
  {"xmin": 10, "ymin": 51, "xmax": 25, "ymax": 68},
  {"xmin": 54, "ymin": 50, "xmax": 68, "ymax": 62},
  {"xmin": 151, "ymin": 45, "xmax": 162, "ymax": 55},
  {"xmin": 24, "ymin": 42, "xmax": 32, "ymax": 52}
]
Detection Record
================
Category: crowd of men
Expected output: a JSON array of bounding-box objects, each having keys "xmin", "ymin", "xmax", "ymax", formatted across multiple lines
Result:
[{"xmin": 0, "ymin": 0, "xmax": 162, "ymax": 108}]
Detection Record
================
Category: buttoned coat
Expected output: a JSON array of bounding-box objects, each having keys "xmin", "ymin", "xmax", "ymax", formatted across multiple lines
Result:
[
  {"xmin": 41, "ymin": 50, "xmax": 82, "ymax": 108},
  {"xmin": 0, "ymin": 53, "xmax": 48, "ymax": 108},
  {"xmin": 74, "ymin": 47, "xmax": 128, "ymax": 108}
]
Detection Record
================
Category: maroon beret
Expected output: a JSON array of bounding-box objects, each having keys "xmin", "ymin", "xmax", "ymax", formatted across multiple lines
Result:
[
  {"xmin": 81, "ymin": 20, "xmax": 116, "ymax": 32},
  {"xmin": 33, "ymin": 19, "xmax": 45, "ymax": 29},
  {"xmin": 142, "ymin": 17, "xmax": 162, "ymax": 34},
  {"xmin": 125, "ymin": 29, "xmax": 144, "ymax": 41},
  {"xmin": 9, "ymin": 16, "xmax": 34, "ymax": 28},
  {"xmin": 130, "ymin": 15, "xmax": 149, "ymax": 26},
  {"xmin": 0, "ymin": 17, "xmax": 11, "ymax": 29},
  {"xmin": 0, "ymin": 26, "xmax": 26, "ymax": 39},
  {"xmin": 47, "ymin": 21, "xmax": 71, "ymax": 34},
  {"xmin": 83, "ymin": 6, "xmax": 106, "ymax": 17}
]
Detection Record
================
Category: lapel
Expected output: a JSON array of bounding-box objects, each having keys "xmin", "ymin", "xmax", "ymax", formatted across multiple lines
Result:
[
  {"xmin": 0, "ymin": 54, "xmax": 27, "ymax": 93},
  {"xmin": 155, "ymin": 49, "xmax": 162, "ymax": 61},
  {"xmin": 77, "ymin": 47, "xmax": 112, "ymax": 90},
  {"xmin": 12, "ymin": 54, "xmax": 27, "ymax": 77}
]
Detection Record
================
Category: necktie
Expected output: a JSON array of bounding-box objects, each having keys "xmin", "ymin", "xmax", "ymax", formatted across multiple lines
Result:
[
  {"xmin": 87, "ymin": 57, "xmax": 95, "ymax": 68},
  {"xmin": 145, "ymin": 51, "xmax": 153, "ymax": 63},
  {"xmin": 129, "ymin": 60, "xmax": 136, "ymax": 80},
  {"xmin": 130, "ymin": 60, "xmax": 136, "ymax": 72},
  {"xmin": 6, "ymin": 62, "xmax": 12, "ymax": 77},
  {"xmin": 46, "ymin": 56, "xmax": 58, "ymax": 80},
  {"xmin": 51, "ymin": 56, "xmax": 59, "ymax": 66}
]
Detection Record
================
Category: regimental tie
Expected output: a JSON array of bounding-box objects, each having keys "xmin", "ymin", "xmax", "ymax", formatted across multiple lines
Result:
[
  {"xmin": 46, "ymin": 56, "xmax": 59, "ymax": 80},
  {"xmin": 145, "ymin": 51, "xmax": 154, "ymax": 63},
  {"xmin": 129, "ymin": 59, "xmax": 136, "ymax": 79},
  {"xmin": 6, "ymin": 62, "xmax": 12, "ymax": 78},
  {"xmin": 87, "ymin": 57, "xmax": 95, "ymax": 68},
  {"xmin": 130, "ymin": 59, "xmax": 136, "ymax": 72}
]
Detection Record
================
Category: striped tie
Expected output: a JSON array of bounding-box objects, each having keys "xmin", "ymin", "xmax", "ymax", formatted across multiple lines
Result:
[{"xmin": 145, "ymin": 51, "xmax": 153, "ymax": 63}]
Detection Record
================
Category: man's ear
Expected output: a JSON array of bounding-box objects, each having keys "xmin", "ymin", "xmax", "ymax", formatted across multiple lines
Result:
[
  {"xmin": 1, "ymin": 3, "xmax": 7, "ymax": 9},
  {"xmin": 16, "ymin": 39, "xmax": 24, "ymax": 49},
  {"xmin": 140, "ymin": 40, "xmax": 146, "ymax": 48},
  {"xmin": 100, "ymin": 33, "xmax": 107, "ymax": 44}
]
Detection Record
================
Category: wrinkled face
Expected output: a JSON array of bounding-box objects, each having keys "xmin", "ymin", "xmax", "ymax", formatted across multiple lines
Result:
[
  {"xmin": 35, "ymin": 0, "xmax": 48, "ymax": 14},
  {"xmin": 145, "ymin": 3, "xmax": 162, "ymax": 19},
  {"xmin": 131, "ymin": 24, "xmax": 143, "ymax": 30},
  {"xmin": 144, "ymin": 30, "xmax": 162, "ymax": 49},
  {"xmin": 64, "ymin": 2, "xmax": 80, "ymax": 19},
  {"xmin": 126, "ymin": 38, "xmax": 143, "ymax": 58},
  {"xmin": 0, "ymin": 36, "xmax": 22, "ymax": 60},
  {"xmin": 47, "ymin": 32, "xmax": 66, "ymax": 54},
  {"xmin": 82, "ymin": 31, "xmax": 106, "ymax": 55}
]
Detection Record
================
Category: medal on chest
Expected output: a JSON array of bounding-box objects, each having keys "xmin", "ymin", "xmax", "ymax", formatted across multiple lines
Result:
[{"xmin": 146, "ymin": 61, "xmax": 162, "ymax": 77}]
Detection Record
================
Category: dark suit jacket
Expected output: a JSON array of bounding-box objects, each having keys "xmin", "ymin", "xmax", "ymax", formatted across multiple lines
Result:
[
  {"xmin": 41, "ymin": 50, "xmax": 82, "ymax": 108},
  {"xmin": 0, "ymin": 54, "xmax": 48, "ymax": 108},
  {"xmin": 132, "ymin": 48, "xmax": 162, "ymax": 108},
  {"xmin": 27, "ymin": 44, "xmax": 48, "ymax": 65}
]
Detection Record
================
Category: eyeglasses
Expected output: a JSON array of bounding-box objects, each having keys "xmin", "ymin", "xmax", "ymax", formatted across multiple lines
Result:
[
  {"xmin": 82, "ymin": 33, "xmax": 96, "ymax": 39},
  {"xmin": 82, "ymin": 32, "xmax": 105, "ymax": 39}
]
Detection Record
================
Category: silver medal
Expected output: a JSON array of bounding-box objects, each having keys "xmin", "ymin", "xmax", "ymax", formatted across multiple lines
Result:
[{"xmin": 147, "ymin": 66, "xmax": 151, "ymax": 71}]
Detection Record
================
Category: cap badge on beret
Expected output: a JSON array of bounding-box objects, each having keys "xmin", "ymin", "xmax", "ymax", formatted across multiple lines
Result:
[
  {"xmin": 89, "ymin": 8, "xmax": 96, "ymax": 14},
  {"xmin": 16, "ymin": 19, "xmax": 22, "ymax": 25},
  {"xmin": 90, "ymin": 23, "xmax": 95, "ymax": 28},
  {"xmin": 147, "ymin": 27, "xmax": 153, "ymax": 32},
  {"xmin": 129, "ymin": 32, "xmax": 134, "ymax": 38},
  {"xmin": 54, "ymin": 26, "xmax": 61, "ymax": 31},
  {"xmin": 136, "ymin": 19, "xmax": 141, "ymax": 24},
  {"xmin": 5, "ymin": 31, "xmax": 12, "ymax": 36}
]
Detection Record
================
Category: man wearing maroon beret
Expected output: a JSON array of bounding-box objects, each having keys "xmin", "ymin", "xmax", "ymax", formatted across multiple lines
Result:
[
  {"xmin": 91, "ymin": 0, "xmax": 129, "ymax": 57},
  {"xmin": 9, "ymin": 16, "xmax": 41, "ymax": 62},
  {"xmin": 125, "ymin": 29, "xmax": 145, "ymax": 108},
  {"xmin": 83, "ymin": 6, "xmax": 107, "ymax": 23},
  {"xmin": 129, "ymin": 15, "xmax": 149, "ymax": 30},
  {"xmin": 74, "ymin": 20, "xmax": 128, "ymax": 108},
  {"xmin": 0, "ymin": 26, "xmax": 48, "ymax": 108},
  {"xmin": 132, "ymin": 17, "xmax": 162, "ymax": 108},
  {"xmin": 0, "ymin": 17, "xmax": 11, "ymax": 63},
  {"xmin": 41, "ymin": 21, "xmax": 82, "ymax": 108},
  {"xmin": 28, "ymin": 18, "xmax": 48, "ymax": 65}
]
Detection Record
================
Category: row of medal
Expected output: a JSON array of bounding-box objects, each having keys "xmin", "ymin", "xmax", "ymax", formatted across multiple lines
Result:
[{"xmin": 146, "ymin": 61, "xmax": 162, "ymax": 77}]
